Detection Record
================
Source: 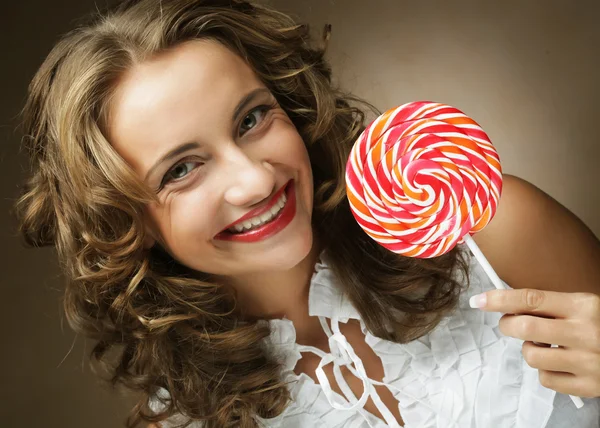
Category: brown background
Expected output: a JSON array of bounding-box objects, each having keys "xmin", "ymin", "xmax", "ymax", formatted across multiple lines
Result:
[{"xmin": 1, "ymin": 0, "xmax": 598, "ymax": 427}]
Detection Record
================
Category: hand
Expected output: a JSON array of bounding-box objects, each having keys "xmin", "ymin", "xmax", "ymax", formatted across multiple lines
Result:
[{"xmin": 469, "ymin": 288, "xmax": 600, "ymax": 398}]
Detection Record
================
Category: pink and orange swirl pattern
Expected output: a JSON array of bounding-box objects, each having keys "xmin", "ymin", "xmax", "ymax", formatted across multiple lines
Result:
[{"xmin": 345, "ymin": 101, "xmax": 503, "ymax": 258}]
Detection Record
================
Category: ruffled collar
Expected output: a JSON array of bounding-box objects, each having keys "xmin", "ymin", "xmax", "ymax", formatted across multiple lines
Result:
[{"xmin": 258, "ymin": 247, "xmax": 562, "ymax": 428}]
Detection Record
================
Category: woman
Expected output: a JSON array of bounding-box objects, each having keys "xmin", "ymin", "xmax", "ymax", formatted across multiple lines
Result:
[{"xmin": 14, "ymin": 0, "xmax": 600, "ymax": 427}]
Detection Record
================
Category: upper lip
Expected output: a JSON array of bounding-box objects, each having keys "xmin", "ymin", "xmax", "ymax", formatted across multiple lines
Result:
[{"xmin": 219, "ymin": 180, "xmax": 290, "ymax": 233}]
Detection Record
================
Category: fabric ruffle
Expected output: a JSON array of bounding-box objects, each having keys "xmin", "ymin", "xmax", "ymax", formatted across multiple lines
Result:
[{"xmin": 261, "ymin": 246, "xmax": 562, "ymax": 428}]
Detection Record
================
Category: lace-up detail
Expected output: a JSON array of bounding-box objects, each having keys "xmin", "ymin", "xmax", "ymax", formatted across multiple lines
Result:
[{"xmin": 296, "ymin": 315, "xmax": 403, "ymax": 427}]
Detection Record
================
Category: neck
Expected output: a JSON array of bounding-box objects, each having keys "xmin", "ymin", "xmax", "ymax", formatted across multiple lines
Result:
[{"xmin": 228, "ymin": 233, "xmax": 323, "ymax": 324}]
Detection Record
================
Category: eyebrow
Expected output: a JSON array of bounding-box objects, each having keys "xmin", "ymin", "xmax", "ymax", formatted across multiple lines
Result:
[{"xmin": 144, "ymin": 87, "xmax": 272, "ymax": 182}]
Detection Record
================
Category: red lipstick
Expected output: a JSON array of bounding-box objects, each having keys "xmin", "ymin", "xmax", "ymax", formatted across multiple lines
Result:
[
  {"xmin": 220, "ymin": 180, "xmax": 289, "ymax": 231},
  {"xmin": 214, "ymin": 180, "xmax": 296, "ymax": 242}
]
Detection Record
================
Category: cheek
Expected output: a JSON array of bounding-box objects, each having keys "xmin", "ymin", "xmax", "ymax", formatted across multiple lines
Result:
[
  {"xmin": 273, "ymin": 120, "xmax": 310, "ymax": 167},
  {"xmin": 279, "ymin": 133, "xmax": 313, "ymax": 203},
  {"xmin": 154, "ymin": 192, "xmax": 219, "ymax": 250},
  {"xmin": 284, "ymin": 134, "xmax": 313, "ymax": 208}
]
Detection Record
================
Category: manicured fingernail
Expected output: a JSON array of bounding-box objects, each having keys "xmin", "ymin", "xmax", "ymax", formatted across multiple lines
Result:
[{"xmin": 469, "ymin": 293, "xmax": 487, "ymax": 308}]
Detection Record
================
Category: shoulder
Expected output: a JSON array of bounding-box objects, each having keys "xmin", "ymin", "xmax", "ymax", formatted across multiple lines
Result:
[{"xmin": 472, "ymin": 174, "xmax": 600, "ymax": 293}]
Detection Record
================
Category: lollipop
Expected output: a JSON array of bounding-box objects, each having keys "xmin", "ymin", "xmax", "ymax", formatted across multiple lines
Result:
[
  {"xmin": 345, "ymin": 101, "xmax": 501, "ymax": 259},
  {"xmin": 345, "ymin": 101, "xmax": 585, "ymax": 408}
]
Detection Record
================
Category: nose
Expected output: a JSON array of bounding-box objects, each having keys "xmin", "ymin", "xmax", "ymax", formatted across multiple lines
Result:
[{"xmin": 223, "ymin": 155, "xmax": 276, "ymax": 208}]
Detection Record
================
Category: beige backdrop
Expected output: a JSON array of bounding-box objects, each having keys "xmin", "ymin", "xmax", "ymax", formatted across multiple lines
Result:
[{"xmin": 1, "ymin": 1, "xmax": 598, "ymax": 427}]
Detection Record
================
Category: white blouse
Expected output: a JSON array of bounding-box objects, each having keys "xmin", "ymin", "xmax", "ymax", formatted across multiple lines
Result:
[{"xmin": 150, "ymin": 246, "xmax": 600, "ymax": 427}]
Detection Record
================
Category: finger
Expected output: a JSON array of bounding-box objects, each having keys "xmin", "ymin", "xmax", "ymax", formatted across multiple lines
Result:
[
  {"xmin": 521, "ymin": 341, "xmax": 577, "ymax": 373},
  {"xmin": 538, "ymin": 369, "xmax": 598, "ymax": 398},
  {"xmin": 499, "ymin": 314, "xmax": 585, "ymax": 348},
  {"xmin": 472, "ymin": 288, "xmax": 580, "ymax": 319}
]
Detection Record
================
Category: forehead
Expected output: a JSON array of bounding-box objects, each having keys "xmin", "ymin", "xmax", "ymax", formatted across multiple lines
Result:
[{"xmin": 106, "ymin": 39, "xmax": 264, "ymax": 174}]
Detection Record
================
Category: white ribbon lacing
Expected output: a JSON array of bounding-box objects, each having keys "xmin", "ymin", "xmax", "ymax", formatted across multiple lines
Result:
[{"xmin": 295, "ymin": 315, "xmax": 463, "ymax": 428}]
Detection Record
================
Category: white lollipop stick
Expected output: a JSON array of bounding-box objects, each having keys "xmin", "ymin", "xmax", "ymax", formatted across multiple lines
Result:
[
  {"xmin": 464, "ymin": 234, "xmax": 507, "ymax": 290},
  {"xmin": 463, "ymin": 234, "xmax": 584, "ymax": 409}
]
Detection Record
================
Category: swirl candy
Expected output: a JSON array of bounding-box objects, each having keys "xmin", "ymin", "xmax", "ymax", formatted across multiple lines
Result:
[{"xmin": 345, "ymin": 101, "xmax": 503, "ymax": 258}]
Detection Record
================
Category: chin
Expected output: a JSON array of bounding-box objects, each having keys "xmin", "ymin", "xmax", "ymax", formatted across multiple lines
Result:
[{"xmin": 261, "ymin": 229, "xmax": 314, "ymax": 270}]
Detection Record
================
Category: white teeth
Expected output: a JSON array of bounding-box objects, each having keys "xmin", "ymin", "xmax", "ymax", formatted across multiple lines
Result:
[
  {"xmin": 228, "ymin": 191, "xmax": 288, "ymax": 233},
  {"xmin": 259, "ymin": 210, "xmax": 273, "ymax": 223},
  {"xmin": 269, "ymin": 204, "xmax": 280, "ymax": 217}
]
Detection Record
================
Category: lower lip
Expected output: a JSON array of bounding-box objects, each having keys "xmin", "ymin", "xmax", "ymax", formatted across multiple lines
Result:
[{"xmin": 214, "ymin": 181, "xmax": 296, "ymax": 243}]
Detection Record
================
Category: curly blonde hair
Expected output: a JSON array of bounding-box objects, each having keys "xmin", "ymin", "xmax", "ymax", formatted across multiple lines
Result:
[{"xmin": 14, "ymin": 0, "xmax": 470, "ymax": 426}]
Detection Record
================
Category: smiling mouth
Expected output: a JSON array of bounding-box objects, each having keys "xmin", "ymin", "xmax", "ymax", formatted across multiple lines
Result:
[{"xmin": 217, "ymin": 180, "xmax": 292, "ymax": 235}]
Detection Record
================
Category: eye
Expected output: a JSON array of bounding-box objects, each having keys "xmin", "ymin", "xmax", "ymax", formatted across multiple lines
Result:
[
  {"xmin": 156, "ymin": 101, "xmax": 277, "ymax": 192},
  {"xmin": 238, "ymin": 103, "xmax": 276, "ymax": 137},
  {"xmin": 158, "ymin": 159, "xmax": 202, "ymax": 190}
]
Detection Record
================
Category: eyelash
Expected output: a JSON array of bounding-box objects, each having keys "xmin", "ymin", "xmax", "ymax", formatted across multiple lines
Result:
[{"xmin": 157, "ymin": 102, "xmax": 277, "ymax": 191}]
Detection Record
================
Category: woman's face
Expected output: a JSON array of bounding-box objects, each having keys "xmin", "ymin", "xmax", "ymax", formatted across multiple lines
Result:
[{"xmin": 107, "ymin": 39, "xmax": 315, "ymax": 279}]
